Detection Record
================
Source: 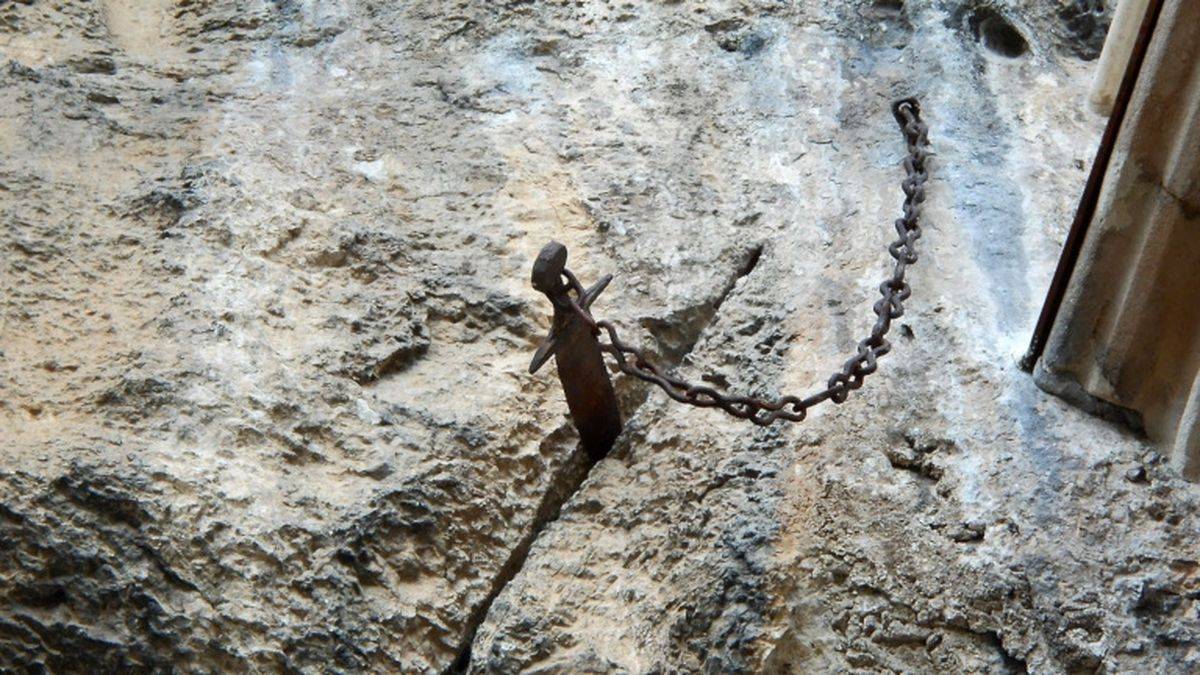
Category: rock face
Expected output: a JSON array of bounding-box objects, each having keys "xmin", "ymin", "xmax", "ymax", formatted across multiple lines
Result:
[{"xmin": 3, "ymin": 0, "xmax": 1197, "ymax": 673}]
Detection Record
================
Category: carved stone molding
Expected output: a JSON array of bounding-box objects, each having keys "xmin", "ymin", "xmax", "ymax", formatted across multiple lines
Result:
[{"xmin": 1038, "ymin": 0, "xmax": 1200, "ymax": 479}]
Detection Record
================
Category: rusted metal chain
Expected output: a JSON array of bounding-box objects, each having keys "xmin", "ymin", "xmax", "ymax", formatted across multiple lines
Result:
[{"xmin": 558, "ymin": 98, "xmax": 930, "ymax": 426}]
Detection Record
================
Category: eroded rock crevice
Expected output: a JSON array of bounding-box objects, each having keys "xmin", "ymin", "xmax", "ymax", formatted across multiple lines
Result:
[{"xmin": 447, "ymin": 427, "xmax": 589, "ymax": 674}]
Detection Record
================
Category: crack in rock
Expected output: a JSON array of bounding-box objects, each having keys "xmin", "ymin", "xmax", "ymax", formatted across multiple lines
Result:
[{"xmin": 449, "ymin": 244, "xmax": 765, "ymax": 671}]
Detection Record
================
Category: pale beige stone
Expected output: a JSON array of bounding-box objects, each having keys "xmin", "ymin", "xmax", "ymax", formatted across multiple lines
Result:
[
  {"xmin": 4, "ymin": 1, "xmax": 1199, "ymax": 674},
  {"xmin": 1088, "ymin": 0, "xmax": 1152, "ymax": 115},
  {"xmin": 1039, "ymin": 0, "xmax": 1200, "ymax": 480}
]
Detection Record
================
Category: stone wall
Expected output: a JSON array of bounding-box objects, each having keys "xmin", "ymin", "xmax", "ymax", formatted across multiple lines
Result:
[{"xmin": 3, "ymin": 1, "xmax": 1198, "ymax": 673}]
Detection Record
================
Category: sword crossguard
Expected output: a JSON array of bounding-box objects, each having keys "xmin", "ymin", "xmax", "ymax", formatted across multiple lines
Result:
[{"xmin": 529, "ymin": 241, "xmax": 612, "ymax": 373}]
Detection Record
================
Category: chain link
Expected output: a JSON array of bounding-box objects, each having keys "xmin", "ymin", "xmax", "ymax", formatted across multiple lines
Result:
[{"xmin": 563, "ymin": 98, "xmax": 930, "ymax": 426}]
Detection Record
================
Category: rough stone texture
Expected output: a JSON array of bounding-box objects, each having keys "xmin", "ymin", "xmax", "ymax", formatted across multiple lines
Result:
[{"xmin": 3, "ymin": 0, "xmax": 1196, "ymax": 674}]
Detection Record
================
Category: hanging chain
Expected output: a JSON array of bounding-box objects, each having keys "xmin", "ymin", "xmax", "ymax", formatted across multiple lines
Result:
[{"xmin": 559, "ymin": 98, "xmax": 930, "ymax": 426}]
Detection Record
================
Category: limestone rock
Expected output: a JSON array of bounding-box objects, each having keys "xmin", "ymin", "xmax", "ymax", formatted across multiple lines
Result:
[{"xmin": 3, "ymin": 1, "xmax": 1196, "ymax": 674}]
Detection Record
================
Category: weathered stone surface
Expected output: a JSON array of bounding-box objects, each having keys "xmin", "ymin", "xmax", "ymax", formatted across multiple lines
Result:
[
  {"xmin": 1038, "ymin": 0, "xmax": 1200, "ymax": 481},
  {"xmin": 2, "ymin": 0, "xmax": 1196, "ymax": 673}
]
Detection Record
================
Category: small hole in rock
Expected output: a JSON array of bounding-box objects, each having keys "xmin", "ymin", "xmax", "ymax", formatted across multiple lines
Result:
[
  {"xmin": 873, "ymin": 0, "xmax": 904, "ymax": 12},
  {"xmin": 970, "ymin": 8, "xmax": 1028, "ymax": 58}
]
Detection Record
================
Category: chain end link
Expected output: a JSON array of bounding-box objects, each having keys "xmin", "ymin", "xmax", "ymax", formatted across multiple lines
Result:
[{"xmin": 892, "ymin": 96, "xmax": 921, "ymax": 125}]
